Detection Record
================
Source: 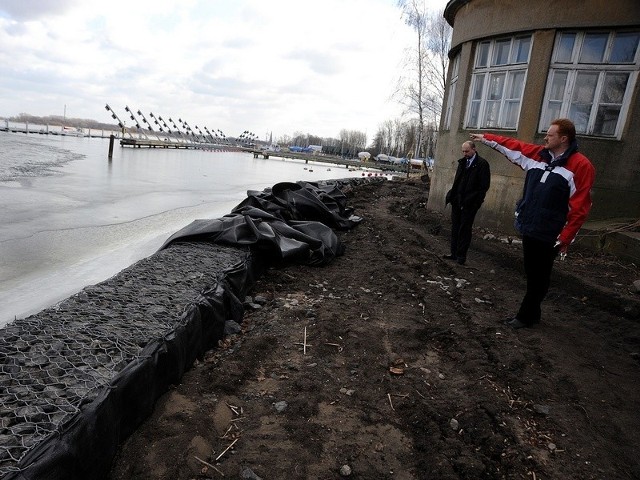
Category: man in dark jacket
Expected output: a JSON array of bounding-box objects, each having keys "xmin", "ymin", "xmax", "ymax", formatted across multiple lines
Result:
[{"xmin": 444, "ymin": 140, "xmax": 491, "ymax": 265}]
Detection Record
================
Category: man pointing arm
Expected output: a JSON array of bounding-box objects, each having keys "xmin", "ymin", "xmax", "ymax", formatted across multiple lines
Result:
[{"xmin": 470, "ymin": 118, "xmax": 595, "ymax": 329}]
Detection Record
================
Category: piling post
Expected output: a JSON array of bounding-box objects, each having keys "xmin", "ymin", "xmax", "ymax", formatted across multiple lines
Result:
[{"xmin": 108, "ymin": 134, "xmax": 115, "ymax": 159}]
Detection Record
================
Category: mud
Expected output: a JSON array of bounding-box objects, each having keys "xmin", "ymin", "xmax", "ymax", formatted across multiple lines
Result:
[{"xmin": 111, "ymin": 178, "xmax": 640, "ymax": 480}]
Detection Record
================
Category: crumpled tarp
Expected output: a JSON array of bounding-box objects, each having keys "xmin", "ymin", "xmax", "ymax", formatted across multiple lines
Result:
[{"xmin": 160, "ymin": 179, "xmax": 364, "ymax": 265}]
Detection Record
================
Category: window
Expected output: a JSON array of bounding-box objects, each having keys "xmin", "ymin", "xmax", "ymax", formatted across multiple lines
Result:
[
  {"xmin": 540, "ymin": 30, "xmax": 640, "ymax": 137},
  {"xmin": 444, "ymin": 54, "xmax": 460, "ymax": 130},
  {"xmin": 466, "ymin": 35, "xmax": 531, "ymax": 129}
]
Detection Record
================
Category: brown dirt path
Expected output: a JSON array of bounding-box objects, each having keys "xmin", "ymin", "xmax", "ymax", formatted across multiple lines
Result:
[{"xmin": 111, "ymin": 178, "xmax": 640, "ymax": 480}]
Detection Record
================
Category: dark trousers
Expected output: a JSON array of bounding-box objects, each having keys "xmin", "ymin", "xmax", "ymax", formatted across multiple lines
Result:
[
  {"xmin": 517, "ymin": 235, "xmax": 559, "ymax": 324},
  {"xmin": 450, "ymin": 205, "xmax": 478, "ymax": 261}
]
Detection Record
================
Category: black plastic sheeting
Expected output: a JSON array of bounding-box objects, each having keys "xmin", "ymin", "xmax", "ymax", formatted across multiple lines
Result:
[
  {"xmin": 4, "ymin": 177, "xmax": 382, "ymax": 480},
  {"xmin": 160, "ymin": 180, "xmax": 364, "ymax": 265}
]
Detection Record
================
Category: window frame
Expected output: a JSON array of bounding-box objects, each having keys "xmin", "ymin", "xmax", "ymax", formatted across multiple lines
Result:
[
  {"xmin": 540, "ymin": 30, "xmax": 640, "ymax": 138},
  {"xmin": 465, "ymin": 35, "xmax": 532, "ymax": 130},
  {"xmin": 444, "ymin": 53, "xmax": 460, "ymax": 130}
]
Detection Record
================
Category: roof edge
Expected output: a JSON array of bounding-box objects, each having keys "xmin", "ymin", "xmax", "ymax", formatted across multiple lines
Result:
[{"xmin": 444, "ymin": 0, "xmax": 472, "ymax": 26}]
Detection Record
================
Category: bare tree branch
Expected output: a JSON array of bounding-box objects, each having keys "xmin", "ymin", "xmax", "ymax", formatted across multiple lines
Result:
[{"xmin": 393, "ymin": 1, "xmax": 451, "ymax": 158}]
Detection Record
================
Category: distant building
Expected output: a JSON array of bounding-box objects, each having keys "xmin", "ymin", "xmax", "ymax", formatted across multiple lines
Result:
[{"xmin": 429, "ymin": 0, "xmax": 640, "ymax": 234}]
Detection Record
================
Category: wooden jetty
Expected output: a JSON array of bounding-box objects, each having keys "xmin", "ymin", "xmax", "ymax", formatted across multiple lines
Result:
[
  {"xmin": 0, "ymin": 124, "xmax": 116, "ymax": 138},
  {"xmin": 119, "ymin": 137, "xmax": 239, "ymax": 151},
  {"xmin": 244, "ymin": 148, "xmax": 409, "ymax": 173}
]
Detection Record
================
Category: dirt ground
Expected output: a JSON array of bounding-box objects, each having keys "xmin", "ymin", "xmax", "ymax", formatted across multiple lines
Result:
[{"xmin": 110, "ymin": 177, "xmax": 640, "ymax": 480}]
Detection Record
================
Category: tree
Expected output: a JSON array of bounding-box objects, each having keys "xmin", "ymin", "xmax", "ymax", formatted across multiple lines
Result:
[
  {"xmin": 396, "ymin": 1, "xmax": 451, "ymax": 159},
  {"xmin": 423, "ymin": 9, "xmax": 451, "ymax": 123},
  {"xmin": 339, "ymin": 129, "xmax": 367, "ymax": 157},
  {"xmin": 370, "ymin": 118, "xmax": 417, "ymax": 158},
  {"xmin": 277, "ymin": 130, "xmax": 367, "ymax": 159}
]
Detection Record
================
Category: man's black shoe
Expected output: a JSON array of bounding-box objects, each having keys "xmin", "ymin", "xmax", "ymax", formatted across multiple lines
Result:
[
  {"xmin": 504, "ymin": 318, "xmax": 531, "ymax": 329},
  {"xmin": 457, "ymin": 257, "xmax": 466, "ymax": 265},
  {"xmin": 443, "ymin": 254, "xmax": 457, "ymax": 260}
]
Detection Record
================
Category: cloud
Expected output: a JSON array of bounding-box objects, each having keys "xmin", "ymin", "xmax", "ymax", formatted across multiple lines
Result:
[
  {"xmin": 0, "ymin": 0, "xmax": 80, "ymax": 21},
  {"xmin": 287, "ymin": 49, "xmax": 343, "ymax": 76},
  {"xmin": 0, "ymin": 0, "xmax": 448, "ymax": 140}
]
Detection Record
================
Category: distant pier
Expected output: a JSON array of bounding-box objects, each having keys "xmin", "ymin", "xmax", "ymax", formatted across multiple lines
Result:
[
  {"xmin": 244, "ymin": 148, "xmax": 408, "ymax": 173},
  {"xmin": 119, "ymin": 137, "xmax": 238, "ymax": 151},
  {"xmin": 0, "ymin": 123, "xmax": 116, "ymax": 138}
]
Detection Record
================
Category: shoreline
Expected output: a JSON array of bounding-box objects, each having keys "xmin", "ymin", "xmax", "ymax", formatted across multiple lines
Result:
[{"xmin": 0, "ymin": 177, "xmax": 383, "ymax": 479}]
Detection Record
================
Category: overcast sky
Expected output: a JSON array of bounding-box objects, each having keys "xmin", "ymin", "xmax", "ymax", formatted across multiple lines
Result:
[{"xmin": 0, "ymin": 0, "xmax": 448, "ymax": 142}]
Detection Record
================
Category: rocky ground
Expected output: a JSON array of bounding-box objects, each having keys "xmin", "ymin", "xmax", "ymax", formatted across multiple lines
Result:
[{"xmin": 110, "ymin": 177, "xmax": 640, "ymax": 480}]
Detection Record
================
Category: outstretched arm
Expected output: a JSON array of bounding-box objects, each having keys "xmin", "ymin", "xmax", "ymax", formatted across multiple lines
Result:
[{"xmin": 470, "ymin": 133, "xmax": 545, "ymax": 171}]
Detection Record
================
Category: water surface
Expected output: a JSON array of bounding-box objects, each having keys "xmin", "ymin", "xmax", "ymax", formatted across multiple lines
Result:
[{"xmin": 0, "ymin": 131, "xmax": 374, "ymax": 325}]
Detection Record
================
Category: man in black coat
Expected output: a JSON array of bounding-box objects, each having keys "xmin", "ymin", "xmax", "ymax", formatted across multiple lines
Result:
[{"xmin": 444, "ymin": 140, "xmax": 491, "ymax": 265}]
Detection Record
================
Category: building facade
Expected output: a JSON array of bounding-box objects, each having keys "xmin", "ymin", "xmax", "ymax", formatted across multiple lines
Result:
[{"xmin": 429, "ymin": 0, "xmax": 640, "ymax": 235}]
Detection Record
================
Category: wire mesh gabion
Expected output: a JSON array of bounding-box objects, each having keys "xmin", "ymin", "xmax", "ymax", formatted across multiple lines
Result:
[{"xmin": 0, "ymin": 242, "xmax": 248, "ymax": 477}]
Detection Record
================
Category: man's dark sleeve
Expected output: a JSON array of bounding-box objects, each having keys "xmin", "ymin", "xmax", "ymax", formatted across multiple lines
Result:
[
  {"xmin": 481, "ymin": 160, "xmax": 491, "ymax": 195},
  {"xmin": 466, "ymin": 160, "xmax": 491, "ymax": 210}
]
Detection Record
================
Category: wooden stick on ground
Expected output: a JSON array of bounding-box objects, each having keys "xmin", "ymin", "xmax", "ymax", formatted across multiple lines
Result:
[
  {"xmin": 194, "ymin": 456, "xmax": 224, "ymax": 476},
  {"xmin": 226, "ymin": 403, "xmax": 239, "ymax": 416},
  {"xmin": 293, "ymin": 326, "xmax": 312, "ymax": 353},
  {"xmin": 215, "ymin": 438, "xmax": 239, "ymax": 462},
  {"xmin": 325, "ymin": 342, "xmax": 344, "ymax": 352},
  {"xmin": 303, "ymin": 326, "xmax": 307, "ymax": 355}
]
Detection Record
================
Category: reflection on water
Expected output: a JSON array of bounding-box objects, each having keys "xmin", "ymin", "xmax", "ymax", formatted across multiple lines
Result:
[{"xmin": 0, "ymin": 131, "xmax": 380, "ymax": 326}]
